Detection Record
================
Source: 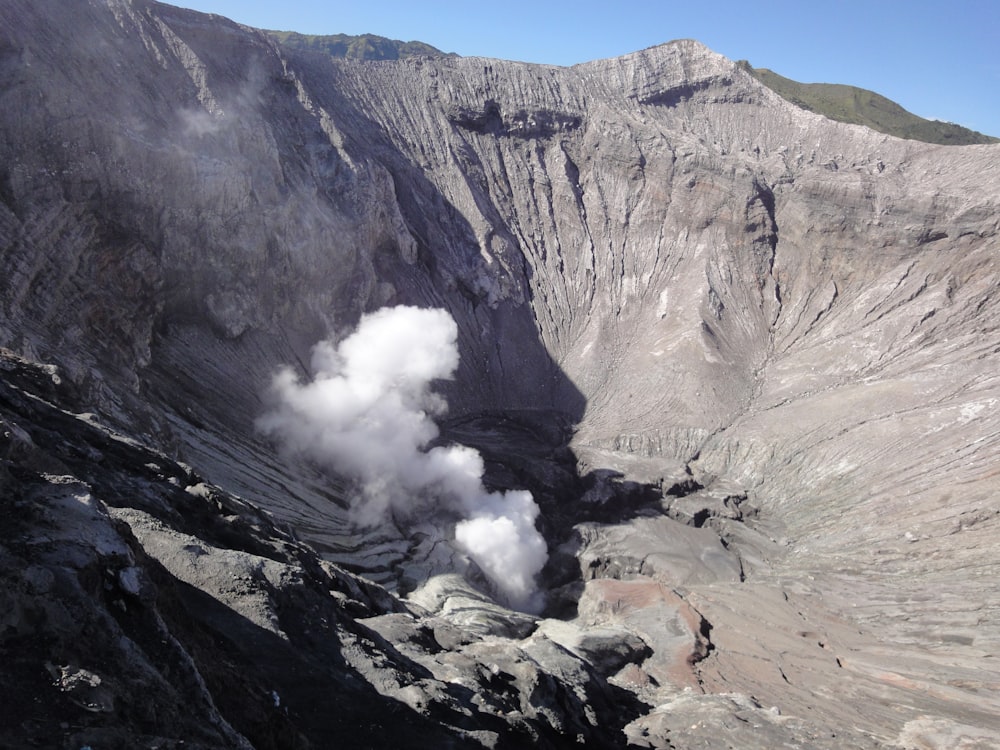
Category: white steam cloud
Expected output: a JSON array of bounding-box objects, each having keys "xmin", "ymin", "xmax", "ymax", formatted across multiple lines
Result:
[{"xmin": 256, "ymin": 305, "xmax": 548, "ymax": 611}]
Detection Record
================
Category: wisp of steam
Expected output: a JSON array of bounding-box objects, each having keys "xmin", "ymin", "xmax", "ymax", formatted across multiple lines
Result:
[{"xmin": 256, "ymin": 305, "xmax": 548, "ymax": 611}]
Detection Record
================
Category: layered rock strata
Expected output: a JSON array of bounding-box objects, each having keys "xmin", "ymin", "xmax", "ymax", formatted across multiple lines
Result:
[{"xmin": 1, "ymin": 1, "xmax": 999, "ymax": 747}]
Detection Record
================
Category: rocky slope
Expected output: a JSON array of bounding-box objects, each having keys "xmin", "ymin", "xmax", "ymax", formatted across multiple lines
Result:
[
  {"xmin": 741, "ymin": 62, "xmax": 998, "ymax": 146},
  {"xmin": 2, "ymin": 0, "xmax": 999, "ymax": 747}
]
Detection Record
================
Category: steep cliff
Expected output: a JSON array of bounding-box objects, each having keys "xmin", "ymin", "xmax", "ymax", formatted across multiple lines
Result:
[{"xmin": 2, "ymin": 1, "xmax": 999, "ymax": 747}]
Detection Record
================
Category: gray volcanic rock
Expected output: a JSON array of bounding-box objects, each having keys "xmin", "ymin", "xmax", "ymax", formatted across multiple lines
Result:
[
  {"xmin": 2, "ymin": 1, "xmax": 1000, "ymax": 748},
  {"xmin": 0, "ymin": 349, "xmax": 638, "ymax": 748}
]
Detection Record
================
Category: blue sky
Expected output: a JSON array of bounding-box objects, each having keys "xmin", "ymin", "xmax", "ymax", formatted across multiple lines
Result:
[{"xmin": 175, "ymin": 0, "xmax": 1000, "ymax": 137}]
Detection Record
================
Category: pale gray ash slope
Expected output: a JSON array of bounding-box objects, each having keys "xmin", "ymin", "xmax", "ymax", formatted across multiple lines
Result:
[{"xmin": 1, "ymin": 0, "xmax": 999, "ymax": 748}]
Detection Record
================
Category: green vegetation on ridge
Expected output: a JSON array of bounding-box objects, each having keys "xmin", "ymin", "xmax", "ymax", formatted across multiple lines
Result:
[
  {"xmin": 265, "ymin": 33, "xmax": 995, "ymax": 145},
  {"xmin": 739, "ymin": 61, "xmax": 997, "ymax": 146}
]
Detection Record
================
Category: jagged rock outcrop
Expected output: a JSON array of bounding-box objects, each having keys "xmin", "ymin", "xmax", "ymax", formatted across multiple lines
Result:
[
  {"xmin": 0, "ymin": 349, "xmax": 646, "ymax": 748},
  {"xmin": 2, "ymin": 0, "xmax": 999, "ymax": 747}
]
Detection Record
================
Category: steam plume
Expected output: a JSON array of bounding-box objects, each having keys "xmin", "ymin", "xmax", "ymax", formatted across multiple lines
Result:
[{"xmin": 256, "ymin": 305, "xmax": 547, "ymax": 610}]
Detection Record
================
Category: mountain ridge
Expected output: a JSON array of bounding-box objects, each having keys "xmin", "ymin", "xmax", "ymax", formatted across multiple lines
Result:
[
  {"xmin": 261, "ymin": 25, "xmax": 996, "ymax": 145},
  {"xmin": 740, "ymin": 61, "xmax": 998, "ymax": 145},
  {"xmin": 265, "ymin": 30, "xmax": 453, "ymax": 61},
  {"xmin": 1, "ymin": 2, "xmax": 999, "ymax": 748}
]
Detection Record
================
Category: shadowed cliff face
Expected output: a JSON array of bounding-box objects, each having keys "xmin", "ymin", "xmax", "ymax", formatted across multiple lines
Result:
[{"xmin": 2, "ymin": 1, "xmax": 1000, "ymax": 748}]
